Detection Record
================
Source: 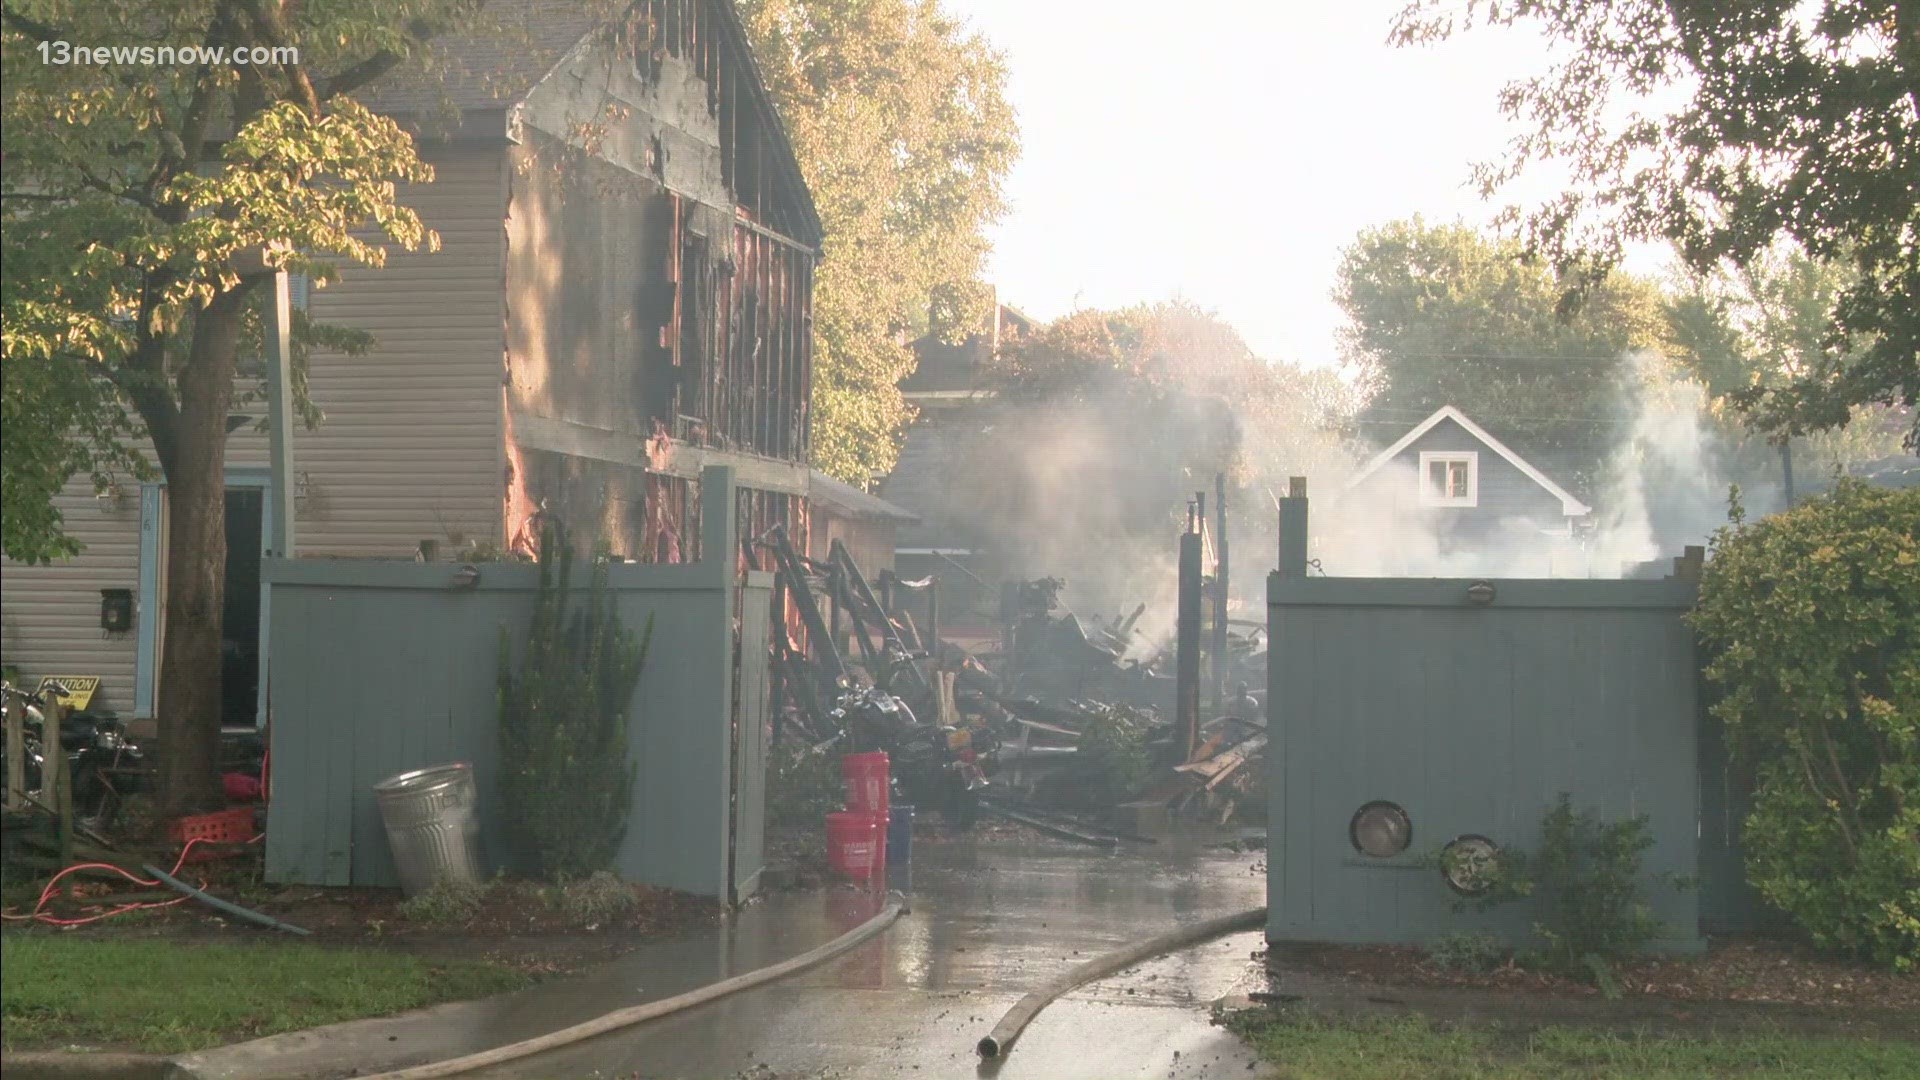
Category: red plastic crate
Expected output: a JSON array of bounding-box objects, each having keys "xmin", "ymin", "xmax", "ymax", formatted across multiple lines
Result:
[{"xmin": 168, "ymin": 806, "xmax": 257, "ymax": 861}]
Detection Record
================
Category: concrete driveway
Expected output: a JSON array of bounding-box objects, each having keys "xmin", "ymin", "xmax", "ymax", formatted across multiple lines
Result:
[
  {"xmin": 176, "ymin": 836, "xmax": 1268, "ymax": 1080},
  {"xmin": 469, "ymin": 837, "xmax": 1269, "ymax": 1080}
]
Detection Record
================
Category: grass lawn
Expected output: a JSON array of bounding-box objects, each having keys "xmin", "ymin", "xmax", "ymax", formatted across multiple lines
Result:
[
  {"xmin": 1223, "ymin": 1008, "xmax": 1920, "ymax": 1080},
  {"xmin": 2, "ymin": 933, "xmax": 531, "ymax": 1054}
]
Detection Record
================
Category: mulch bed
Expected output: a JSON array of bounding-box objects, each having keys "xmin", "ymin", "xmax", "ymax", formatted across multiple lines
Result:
[
  {"xmin": 1278, "ymin": 938, "xmax": 1920, "ymax": 1012},
  {"xmin": 239, "ymin": 877, "xmax": 719, "ymax": 975},
  {"xmin": 2, "ymin": 847, "xmax": 720, "ymax": 977}
]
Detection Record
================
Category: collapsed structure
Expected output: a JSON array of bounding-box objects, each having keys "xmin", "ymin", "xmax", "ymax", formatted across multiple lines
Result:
[{"xmin": 765, "ymin": 476, "xmax": 1274, "ymax": 833}]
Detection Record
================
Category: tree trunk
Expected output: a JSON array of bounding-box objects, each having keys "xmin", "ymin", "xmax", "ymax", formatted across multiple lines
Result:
[{"xmin": 156, "ymin": 287, "xmax": 251, "ymax": 816}]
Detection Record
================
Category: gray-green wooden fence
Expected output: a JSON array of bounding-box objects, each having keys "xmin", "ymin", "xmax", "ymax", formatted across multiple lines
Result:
[
  {"xmin": 264, "ymin": 466, "xmax": 771, "ymax": 900},
  {"xmin": 1267, "ymin": 576, "xmax": 1711, "ymax": 953}
]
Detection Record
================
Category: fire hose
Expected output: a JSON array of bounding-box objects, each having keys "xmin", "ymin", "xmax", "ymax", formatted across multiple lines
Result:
[
  {"xmin": 981, "ymin": 803, "xmax": 1121, "ymax": 849},
  {"xmin": 358, "ymin": 893, "xmax": 907, "ymax": 1080},
  {"xmin": 976, "ymin": 905, "xmax": 1266, "ymax": 1060}
]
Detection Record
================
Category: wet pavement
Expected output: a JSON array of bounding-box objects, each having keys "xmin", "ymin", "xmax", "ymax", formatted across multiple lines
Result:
[
  {"xmin": 473, "ymin": 838, "xmax": 1270, "ymax": 1080},
  {"xmin": 176, "ymin": 837, "xmax": 1269, "ymax": 1080}
]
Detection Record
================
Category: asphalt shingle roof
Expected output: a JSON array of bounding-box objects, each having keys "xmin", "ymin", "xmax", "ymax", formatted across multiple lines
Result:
[{"xmin": 353, "ymin": 1, "xmax": 605, "ymax": 116}]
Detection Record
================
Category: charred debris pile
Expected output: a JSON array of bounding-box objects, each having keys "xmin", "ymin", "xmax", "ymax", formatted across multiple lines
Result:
[{"xmin": 757, "ymin": 499, "xmax": 1268, "ymax": 840}]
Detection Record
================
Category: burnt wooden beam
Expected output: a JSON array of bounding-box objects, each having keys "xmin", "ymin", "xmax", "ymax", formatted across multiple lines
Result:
[
  {"xmin": 509, "ymin": 411, "xmax": 807, "ymax": 494},
  {"xmin": 800, "ymin": 259, "xmax": 814, "ymax": 459},
  {"xmin": 1212, "ymin": 471, "xmax": 1229, "ymax": 713},
  {"xmin": 1177, "ymin": 519, "xmax": 1204, "ymax": 761},
  {"xmin": 781, "ymin": 245, "xmax": 792, "ymax": 457},
  {"xmin": 732, "ymin": 213, "xmax": 817, "ymax": 256}
]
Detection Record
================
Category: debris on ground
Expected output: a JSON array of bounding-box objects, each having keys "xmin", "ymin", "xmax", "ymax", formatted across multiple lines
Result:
[{"xmin": 753, "ymin": 530, "xmax": 1270, "ymax": 839}]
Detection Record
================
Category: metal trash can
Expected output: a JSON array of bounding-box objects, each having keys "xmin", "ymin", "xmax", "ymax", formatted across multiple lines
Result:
[{"xmin": 373, "ymin": 762, "xmax": 484, "ymax": 897}]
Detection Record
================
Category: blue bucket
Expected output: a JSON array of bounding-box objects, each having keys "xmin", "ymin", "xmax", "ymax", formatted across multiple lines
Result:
[{"xmin": 887, "ymin": 804, "xmax": 914, "ymax": 892}]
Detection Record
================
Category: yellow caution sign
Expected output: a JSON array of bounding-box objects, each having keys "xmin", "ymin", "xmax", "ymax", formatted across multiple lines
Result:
[{"xmin": 36, "ymin": 676, "xmax": 100, "ymax": 711}]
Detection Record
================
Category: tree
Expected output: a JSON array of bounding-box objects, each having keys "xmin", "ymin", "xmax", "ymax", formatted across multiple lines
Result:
[
  {"xmin": 989, "ymin": 304, "xmax": 1157, "ymax": 395},
  {"xmin": 1393, "ymin": 0, "xmax": 1920, "ymax": 447},
  {"xmin": 955, "ymin": 301, "xmax": 1355, "ymax": 610},
  {"xmin": 1, "ymin": 1, "xmax": 480, "ymax": 812},
  {"xmin": 736, "ymin": 0, "xmax": 1018, "ymax": 484},
  {"xmin": 1334, "ymin": 218, "xmax": 1672, "ymax": 484},
  {"xmin": 956, "ymin": 303, "xmax": 1243, "ymax": 578},
  {"xmin": 0, "ymin": 315, "xmax": 148, "ymax": 564},
  {"xmin": 1668, "ymin": 248, "xmax": 1908, "ymax": 473}
]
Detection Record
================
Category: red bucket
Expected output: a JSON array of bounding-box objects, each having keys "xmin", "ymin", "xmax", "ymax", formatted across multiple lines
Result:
[
  {"xmin": 826, "ymin": 811, "xmax": 885, "ymax": 881},
  {"xmin": 842, "ymin": 752, "xmax": 890, "ymax": 817}
]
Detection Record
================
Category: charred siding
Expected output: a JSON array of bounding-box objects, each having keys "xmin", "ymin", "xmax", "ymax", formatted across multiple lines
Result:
[{"xmin": 505, "ymin": 2, "xmax": 815, "ymax": 562}]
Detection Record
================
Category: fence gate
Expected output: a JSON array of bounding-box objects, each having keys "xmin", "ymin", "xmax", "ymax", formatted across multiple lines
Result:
[
  {"xmin": 1266, "ymin": 576, "xmax": 1707, "ymax": 952},
  {"xmin": 728, "ymin": 571, "xmax": 774, "ymax": 903}
]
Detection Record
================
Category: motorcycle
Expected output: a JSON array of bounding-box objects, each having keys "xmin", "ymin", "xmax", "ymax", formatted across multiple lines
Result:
[
  {"xmin": 0, "ymin": 680, "xmax": 151, "ymax": 829},
  {"xmin": 830, "ymin": 682, "xmax": 999, "ymax": 824}
]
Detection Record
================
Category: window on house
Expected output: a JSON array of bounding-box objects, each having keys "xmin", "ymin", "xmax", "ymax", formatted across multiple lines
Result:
[{"xmin": 1419, "ymin": 451, "xmax": 1478, "ymax": 507}]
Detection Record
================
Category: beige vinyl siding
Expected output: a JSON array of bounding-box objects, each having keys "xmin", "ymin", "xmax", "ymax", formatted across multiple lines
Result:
[
  {"xmin": 290, "ymin": 144, "xmax": 506, "ymax": 556},
  {"xmin": 0, "ymin": 480, "xmax": 143, "ymax": 716},
  {"xmin": 0, "ymin": 144, "xmax": 506, "ymax": 712}
]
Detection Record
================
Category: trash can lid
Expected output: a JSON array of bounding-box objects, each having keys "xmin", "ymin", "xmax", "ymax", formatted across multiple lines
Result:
[{"xmin": 373, "ymin": 762, "xmax": 472, "ymax": 795}]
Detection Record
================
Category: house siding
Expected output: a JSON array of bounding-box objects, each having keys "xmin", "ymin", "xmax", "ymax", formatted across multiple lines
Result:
[
  {"xmin": 0, "ymin": 483, "xmax": 144, "ymax": 716},
  {"xmin": 880, "ymin": 409, "xmax": 994, "ymax": 552},
  {"xmin": 291, "ymin": 143, "xmax": 506, "ymax": 556},
  {"xmin": 809, "ymin": 514, "xmax": 896, "ymax": 583},
  {"xmin": 501, "ymin": 24, "xmax": 813, "ymax": 562},
  {"xmin": 1350, "ymin": 417, "xmax": 1569, "ymax": 536},
  {"xmin": 0, "ymin": 144, "xmax": 506, "ymax": 713}
]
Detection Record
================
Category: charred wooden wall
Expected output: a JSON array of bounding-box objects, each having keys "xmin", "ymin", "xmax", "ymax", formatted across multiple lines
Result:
[{"xmin": 503, "ymin": 0, "xmax": 816, "ymax": 565}]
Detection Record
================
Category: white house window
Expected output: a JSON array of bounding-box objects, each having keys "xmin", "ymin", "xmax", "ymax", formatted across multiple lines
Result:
[{"xmin": 1419, "ymin": 451, "xmax": 1478, "ymax": 507}]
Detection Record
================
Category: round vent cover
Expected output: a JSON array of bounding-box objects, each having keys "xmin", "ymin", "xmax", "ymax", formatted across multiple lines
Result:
[
  {"xmin": 1349, "ymin": 801, "xmax": 1413, "ymax": 858},
  {"xmin": 1440, "ymin": 834, "xmax": 1501, "ymax": 895}
]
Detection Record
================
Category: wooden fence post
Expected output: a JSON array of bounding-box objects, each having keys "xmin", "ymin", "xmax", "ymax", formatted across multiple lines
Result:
[
  {"xmin": 41, "ymin": 692, "xmax": 74, "ymax": 870},
  {"xmin": 3, "ymin": 693, "xmax": 23, "ymax": 812}
]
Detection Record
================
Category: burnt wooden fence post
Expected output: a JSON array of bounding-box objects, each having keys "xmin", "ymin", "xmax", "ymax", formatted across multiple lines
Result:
[
  {"xmin": 1213, "ymin": 472, "xmax": 1229, "ymax": 713},
  {"xmin": 1177, "ymin": 503, "xmax": 1204, "ymax": 761},
  {"xmin": 1278, "ymin": 476, "xmax": 1309, "ymax": 579}
]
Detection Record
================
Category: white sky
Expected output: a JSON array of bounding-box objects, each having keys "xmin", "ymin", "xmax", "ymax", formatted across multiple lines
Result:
[{"xmin": 953, "ymin": 0, "xmax": 1602, "ymax": 368}]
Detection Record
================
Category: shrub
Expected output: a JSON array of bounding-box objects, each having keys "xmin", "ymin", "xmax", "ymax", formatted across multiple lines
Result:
[
  {"xmin": 552, "ymin": 870, "xmax": 639, "ymax": 926},
  {"xmin": 1425, "ymin": 931, "xmax": 1506, "ymax": 974},
  {"xmin": 497, "ymin": 524, "xmax": 653, "ymax": 879},
  {"xmin": 1442, "ymin": 794, "xmax": 1674, "ymax": 984},
  {"xmin": 1074, "ymin": 705, "xmax": 1154, "ymax": 804},
  {"xmin": 1520, "ymin": 797, "xmax": 1669, "ymax": 970},
  {"xmin": 1688, "ymin": 480, "xmax": 1920, "ymax": 969},
  {"xmin": 397, "ymin": 878, "xmax": 487, "ymax": 926}
]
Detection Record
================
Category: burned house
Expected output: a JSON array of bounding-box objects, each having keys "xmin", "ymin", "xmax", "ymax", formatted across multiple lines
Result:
[
  {"xmin": 497, "ymin": 2, "xmax": 821, "ymax": 565},
  {"xmin": 0, "ymin": 0, "xmax": 820, "ymax": 723}
]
